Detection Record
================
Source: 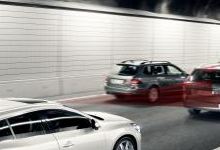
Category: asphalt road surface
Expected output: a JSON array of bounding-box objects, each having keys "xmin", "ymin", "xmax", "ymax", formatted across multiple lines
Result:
[{"xmin": 62, "ymin": 95, "xmax": 220, "ymax": 150}]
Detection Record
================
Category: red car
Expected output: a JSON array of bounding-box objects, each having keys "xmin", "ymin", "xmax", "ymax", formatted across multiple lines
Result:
[{"xmin": 184, "ymin": 64, "xmax": 220, "ymax": 116}]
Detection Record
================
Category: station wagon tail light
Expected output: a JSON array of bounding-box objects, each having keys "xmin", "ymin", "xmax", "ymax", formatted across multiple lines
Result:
[{"xmin": 130, "ymin": 79, "xmax": 142, "ymax": 85}]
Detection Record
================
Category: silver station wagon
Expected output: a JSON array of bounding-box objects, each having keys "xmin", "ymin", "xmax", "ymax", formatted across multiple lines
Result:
[{"xmin": 105, "ymin": 60, "xmax": 188, "ymax": 102}]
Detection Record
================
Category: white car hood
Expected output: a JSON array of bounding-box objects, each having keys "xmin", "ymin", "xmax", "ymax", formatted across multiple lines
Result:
[{"xmin": 85, "ymin": 111, "xmax": 130, "ymax": 122}]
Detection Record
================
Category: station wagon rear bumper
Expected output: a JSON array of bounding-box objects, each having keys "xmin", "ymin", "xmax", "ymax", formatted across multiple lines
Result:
[{"xmin": 105, "ymin": 86, "xmax": 146, "ymax": 95}]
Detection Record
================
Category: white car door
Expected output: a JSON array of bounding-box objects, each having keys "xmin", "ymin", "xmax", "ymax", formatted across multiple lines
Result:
[
  {"xmin": 54, "ymin": 127, "xmax": 105, "ymax": 150},
  {"xmin": 43, "ymin": 109, "xmax": 106, "ymax": 150},
  {"xmin": 0, "ymin": 113, "xmax": 59, "ymax": 150}
]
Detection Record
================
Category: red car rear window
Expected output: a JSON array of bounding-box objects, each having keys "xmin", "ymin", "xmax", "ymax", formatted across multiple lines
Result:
[{"xmin": 192, "ymin": 69, "xmax": 220, "ymax": 83}]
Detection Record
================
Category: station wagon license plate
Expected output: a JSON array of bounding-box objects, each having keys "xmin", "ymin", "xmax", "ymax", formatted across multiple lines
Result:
[{"xmin": 111, "ymin": 79, "xmax": 124, "ymax": 85}]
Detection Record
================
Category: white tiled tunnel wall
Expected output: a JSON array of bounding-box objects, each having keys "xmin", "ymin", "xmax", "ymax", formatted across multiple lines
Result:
[
  {"xmin": 60, "ymin": 10, "xmax": 113, "ymax": 96},
  {"xmin": 0, "ymin": 5, "xmax": 62, "ymax": 98},
  {"xmin": 0, "ymin": 4, "xmax": 219, "ymax": 98},
  {"xmin": 209, "ymin": 25, "xmax": 220, "ymax": 64},
  {"xmin": 183, "ymin": 22, "xmax": 211, "ymax": 72},
  {"xmin": 153, "ymin": 19, "xmax": 185, "ymax": 66},
  {"xmin": 112, "ymin": 15, "xmax": 154, "ymax": 63}
]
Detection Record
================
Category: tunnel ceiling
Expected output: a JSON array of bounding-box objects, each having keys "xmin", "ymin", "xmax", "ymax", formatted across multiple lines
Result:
[{"xmin": 54, "ymin": 0, "xmax": 220, "ymax": 20}]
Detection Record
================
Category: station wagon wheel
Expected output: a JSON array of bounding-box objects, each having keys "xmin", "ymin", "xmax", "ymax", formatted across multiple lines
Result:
[
  {"xmin": 148, "ymin": 87, "xmax": 159, "ymax": 103},
  {"xmin": 114, "ymin": 137, "xmax": 136, "ymax": 150}
]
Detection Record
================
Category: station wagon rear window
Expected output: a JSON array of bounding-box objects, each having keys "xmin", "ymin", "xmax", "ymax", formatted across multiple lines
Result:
[{"xmin": 115, "ymin": 65, "xmax": 139, "ymax": 76}]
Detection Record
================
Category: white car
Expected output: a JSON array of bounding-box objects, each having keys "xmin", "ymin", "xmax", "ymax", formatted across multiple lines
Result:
[{"xmin": 0, "ymin": 98, "xmax": 141, "ymax": 150}]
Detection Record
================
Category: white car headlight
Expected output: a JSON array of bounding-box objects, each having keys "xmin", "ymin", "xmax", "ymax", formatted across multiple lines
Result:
[{"xmin": 130, "ymin": 123, "xmax": 141, "ymax": 133}]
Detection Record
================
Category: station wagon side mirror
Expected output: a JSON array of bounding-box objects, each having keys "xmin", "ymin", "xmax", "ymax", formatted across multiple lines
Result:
[{"xmin": 91, "ymin": 119, "xmax": 101, "ymax": 130}]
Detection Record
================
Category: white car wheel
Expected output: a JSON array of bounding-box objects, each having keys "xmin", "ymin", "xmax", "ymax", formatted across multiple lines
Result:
[{"xmin": 114, "ymin": 137, "xmax": 136, "ymax": 150}]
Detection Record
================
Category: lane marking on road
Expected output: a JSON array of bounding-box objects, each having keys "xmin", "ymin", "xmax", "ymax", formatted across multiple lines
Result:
[{"xmin": 55, "ymin": 94, "xmax": 112, "ymax": 103}]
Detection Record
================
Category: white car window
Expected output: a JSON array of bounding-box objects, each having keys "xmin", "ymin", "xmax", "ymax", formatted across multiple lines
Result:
[
  {"xmin": 8, "ymin": 112, "xmax": 45, "ymax": 139},
  {"xmin": 0, "ymin": 120, "xmax": 13, "ymax": 142},
  {"xmin": 42, "ymin": 109, "xmax": 91, "ymax": 133}
]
